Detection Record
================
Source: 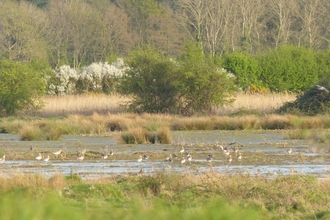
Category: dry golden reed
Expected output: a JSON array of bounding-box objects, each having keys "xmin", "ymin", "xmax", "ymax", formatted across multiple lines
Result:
[
  {"xmin": 36, "ymin": 93, "xmax": 130, "ymax": 117},
  {"xmin": 213, "ymin": 92, "xmax": 296, "ymax": 115},
  {"xmin": 35, "ymin": 92, "xmax": 296, "ymax": 117}
]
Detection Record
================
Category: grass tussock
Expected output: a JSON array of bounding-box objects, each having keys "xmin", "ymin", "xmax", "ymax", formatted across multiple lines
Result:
[
  {"xmin": 259, "ymin": 114, "xmax": 293, "ymax": 129},
  {"xmin": 287, "ymin": 129, "xmax": 310, "ymax": 139},
  {"xmin": 3, "ymin": 113, "xmax": 330, "ymax": 141},
  {"xmin": 119, "ymin": 126, "xmax": 172, "ymax": 144},
  {"xmin": 120, "ymin": 127, "xmax": 150, "ymax": 144},
  {"xmin": 1, "ymin": 172, "xmax": 330, "ymax": 219}
]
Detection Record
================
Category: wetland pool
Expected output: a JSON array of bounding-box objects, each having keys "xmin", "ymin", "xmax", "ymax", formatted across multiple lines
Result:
[{"xmin": 0, "ymin": 131, "xmax": 330, "ymax": 179}]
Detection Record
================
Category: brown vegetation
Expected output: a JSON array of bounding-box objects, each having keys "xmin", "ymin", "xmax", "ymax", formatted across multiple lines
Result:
[{"xmin": 35, "ymin": 93, "xmax": 296, "ymax": 117}]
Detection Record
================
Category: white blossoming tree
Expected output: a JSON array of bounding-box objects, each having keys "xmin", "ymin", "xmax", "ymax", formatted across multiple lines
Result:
[{"xmin": 48, "ymin": 58, "xmax": 125, "ymax": 95}]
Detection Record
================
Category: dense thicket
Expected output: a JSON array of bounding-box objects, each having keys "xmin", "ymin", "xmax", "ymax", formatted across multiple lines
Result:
[{"xmin": 120, "ymin": 44, "xmax": 236, "ymax": 115}]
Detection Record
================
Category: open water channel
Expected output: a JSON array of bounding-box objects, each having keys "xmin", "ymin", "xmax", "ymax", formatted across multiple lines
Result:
[{"xmin": 1, "ymin": 130, "xmax": 330, "ymax": 179}]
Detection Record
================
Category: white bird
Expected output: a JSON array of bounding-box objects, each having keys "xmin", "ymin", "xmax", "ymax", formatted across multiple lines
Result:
[
  {"xmin": 53, "ymin": 149, "xmax": 62, "ymax": 159},
  {"xmin": 228, "ymin": 155, "xmax": 232, "ymax": 164},
  {"xmin": 238, "ymin": 153, "xmax": 242, "ymax": 162},
  {"xmin": 180, "ymin": 157, "xmax": 186, "ymax": 165},
  {"xmin": 186, "ymin": 155, "xmax": 192, "ymax": 164},
  {"xmin": 77, "ymin": 154, "xmax": 84, "ymax": 161},
  {"xmin": 0, "ymin": 155, "xmax": 5, "ymax": 163},
  {"xmin": 101, "ymin": 152, "xmax": 108, "ymax": 159},
  {"xmin": 180, "ymin": 146, "xmax": 185, "ymax": 154},
  {"xmin": 36, "ymin": 153, "xmax": 42, "ymax": 161},
  {"xmin": 287, "ymin": 148, "xmax": 292, "ymax": 154},
  {"xmin": 137, "ymin": 155, "xmax": 143, "ymax": 162},
  {"xmin": 165, "ymin": 154, "xmax": 173, "ymax": 163},
  {"xmin": 44, "ymin": 155, "xmax": 50, "ymax": 163},
  {"xmin": 315, "ymin": 85, "xmax": 329, "ymax": 93}
]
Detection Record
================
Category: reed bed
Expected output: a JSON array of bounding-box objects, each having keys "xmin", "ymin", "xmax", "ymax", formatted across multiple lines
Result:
[
  {"xmin": 35, "ymin": 93, "xmax": 131, "ymax": 117},
  {"xmin": 35, "ymin": 92, "xmax": 296, "ymax": 117},
  {"xmin": 214, "ymin": 92, "xmax": 296, "ymax": 115}
]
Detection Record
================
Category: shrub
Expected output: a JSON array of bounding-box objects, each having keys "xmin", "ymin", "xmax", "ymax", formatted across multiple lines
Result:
[
  {"xmin": 48, "ymin": 59, "xmax": 125, "ymax": 95},
  {"xmin": 120, "ymin": 44, "xmax": 236, "ymax": 115},
  {"xmin": 0, "ymin": 60, "xmax": 46, "ymax": 115},
  {"xmin": 257, "ymin": 45, "xmax": 319, "ymax": 92},
  {"xmin": 223, "ymin": 51, "xmax": 261, "ymax": 90}
]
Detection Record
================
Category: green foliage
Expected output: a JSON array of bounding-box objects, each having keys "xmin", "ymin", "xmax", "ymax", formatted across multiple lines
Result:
[
  {"xmin": 257, "ymin": 45, "xmax": 319, "ymax": 92},
  {"xmin": 120, "ymin": 44, "xmax": 236, "ymax": 115},
  {"xmin": 0, "ymin": 60, "xmax": 46, "ymax": 116},
  {"xmin": 315, "ymin": 50, "xmax": 330, "ymax": 82},
  {"xmin": 223, "ymin": 51, "xmax": 261, "ymax": 90},
  {"xmin": 120, "ymin": 45, "xmax": 181, "ymax": 114},
  {"xmin": 177, "ymin": 42, "xmax": 236, "ymax": 115}
]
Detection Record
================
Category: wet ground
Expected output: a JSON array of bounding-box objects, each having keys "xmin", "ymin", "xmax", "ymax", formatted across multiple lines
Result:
[{"xmin": 1, "ymin": 130, "xmax": 330, "ymax": 179}]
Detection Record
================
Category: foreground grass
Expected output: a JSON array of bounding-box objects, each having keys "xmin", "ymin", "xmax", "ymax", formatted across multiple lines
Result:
[{"xmin": 0, "ymin": 172, "xmax": 330, "ymax": 219}]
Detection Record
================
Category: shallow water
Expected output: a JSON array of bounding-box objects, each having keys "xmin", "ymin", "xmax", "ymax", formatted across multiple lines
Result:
[{"xmin": 0, "ymin": 131, "xmax": 330, "ymax": 179}]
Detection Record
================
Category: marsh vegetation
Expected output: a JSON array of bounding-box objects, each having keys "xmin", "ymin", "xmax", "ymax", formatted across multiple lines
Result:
[{"xmin": 1, "ymin": 93, "xmax": 330, "ymax": 219}]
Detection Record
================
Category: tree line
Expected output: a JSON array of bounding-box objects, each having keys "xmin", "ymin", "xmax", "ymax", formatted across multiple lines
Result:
[
  {"xmin": 1, "ymin": 0, "xmax": 330, "ymax": 116},
  {"xmin": 1, "ymin": 0, "xmax": 330, "ymax": 68}
]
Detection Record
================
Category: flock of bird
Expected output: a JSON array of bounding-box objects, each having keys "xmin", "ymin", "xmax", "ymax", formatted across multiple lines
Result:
[
  {"xmin": 161, "ymin": 143, "xmax": 244, "ymax": 166},
  {"xmin": 0, "ymin": 142, "xmax": 295, "ymax": 168}
]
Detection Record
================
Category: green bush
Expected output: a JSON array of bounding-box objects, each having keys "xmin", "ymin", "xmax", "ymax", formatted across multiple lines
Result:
[
  {"xmin": 223, "ymin": 51, "xmax": 261, "ymax": 90},
  {"xmin": 177, "ymin": 42, "xmax": 236, "ymax": 115},
  {"xmin": 120, "ymin": 44, "xmax": 236, "ymax": 115},
  {"xmin": 120, "ymin": 45, "xmax": 180, "ymax": 114},
  {"xmin": 0, "ymin": 60, "xmax": 47, "ymax": 116},
  {"xmin": 257, "ymin": 45, "xmax": 319, "ymax": 92}
]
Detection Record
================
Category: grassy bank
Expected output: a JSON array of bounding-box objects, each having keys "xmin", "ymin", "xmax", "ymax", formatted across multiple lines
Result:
[{"xmin": 0, "ymin": 172, "xmax": 329, "ymax": 219}]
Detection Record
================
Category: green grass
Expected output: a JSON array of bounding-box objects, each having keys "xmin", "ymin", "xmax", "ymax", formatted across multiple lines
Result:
[{"xmin": 1, "ymin": 173, "xmax": 330, "ymax": 219}]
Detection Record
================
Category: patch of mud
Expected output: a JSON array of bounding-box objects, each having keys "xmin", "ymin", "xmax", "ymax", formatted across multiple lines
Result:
[{"xmin": 0, "ymin": 131, "xmax": 329, "ymax": 179}]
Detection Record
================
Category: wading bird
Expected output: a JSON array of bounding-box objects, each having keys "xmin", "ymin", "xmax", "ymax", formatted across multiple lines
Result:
[
  {"xmin": 77, "ymin": 153, "xmax": 84, "ymax": 161},
  {"xmin": 206, "ymin": 155, "xmax": 213, "ymax": 163},
  {"xmin": 36, "ymin": 153, "xmax": 42, "ymax": 161},
  {"xmin": 228, "ymin": 155, "xmax": 232, "ymax": 164},
  {"xmin": 101, "ymin": 152, "xmax": 108, "ymax": 159},
  {"xmin": 53, "ymin": 149, "xmax": 62, "ymax": 158},
  {"xmin": 0, "ymin": 155, "xmax": 5, "ymax": 163},
  {"xmin": 238, "ymin": 153, "xmax": 242, "ymax": 162},
  {"xmin": 44, "ymin": 155, "xmax": 50, "ymax": 163},
  {"xmin": 137, "ymin": 155, "xmax": 143, "ymax": 162},
  {"xmin": 165, "ymin": 154, "xmax": 173, "ymax": 163},
  {"xmin": 186, "ymin": 154, "xmax": 192, "ymax": 164},
  {"xmin": 180, "ymin": 157, "xmax": 186, "ymax": 165}
]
